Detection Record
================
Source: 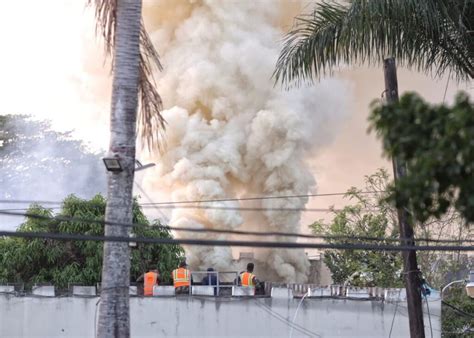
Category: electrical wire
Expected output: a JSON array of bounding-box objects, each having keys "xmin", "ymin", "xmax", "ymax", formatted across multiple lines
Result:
[
  {"xmin": 0, "ymin": 191, "xmax": 384, "ymax": 207},
  {"xmin": 0, "ymin": 229, "xmax": 473, "ymax": 251},
  {"xmin": 388, "ymin": 289, "xmax": 401, "ymax": 338},
  {"xmin": 424, "ymin": 294, "xmax": 433, "ymax": 338},
  {"xmin": 139, "ymin": 191, "xmax": 384, "ymax": 206},
  {"xmin": 133, "ymin": 181, "xmax": 169, "ymax": 222},
  {"xmin": 442, "ymin": 300, "xmax": 474, "ymax": 319},
  {"xmin": 0, "ymin": 207, "xmax": 61, "ymax": 211},
  {"xmin": 387, "ymin": 304, "xmax": 399, "ymax": 338},
  {"xmin": 254, "ymin": 299, "xmax": 320, "ymax": 337},
  {"xmin": 0, "ymin": 210, "xmax": 472, "ymax": 244},
  {"xmin": 94, "ymin": 298, "xmax": 100, "ymax": 338},
  {"xmin": 0, "ymin": 204, "xmax": 348, "ymax": 213},
  {"xmin": 0, "ymin": 205, "xmax": 341, "ymax": 212},
  {"xmin": 289, "ymin": 289, "xmax": 312, "ymax": 338}
]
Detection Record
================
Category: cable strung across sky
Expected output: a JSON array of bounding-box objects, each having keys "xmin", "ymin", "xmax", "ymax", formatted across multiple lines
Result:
[
  {"xmin": 0, "ymin": 229, "xmax": 472, "ymax": 251},
  {"xmin": 0, "ymin": 190, "xmax": 383, "ymax": 207},
  {"xmin": 0, "ymin": 210, "xmax": 472, "ymax": 244}
]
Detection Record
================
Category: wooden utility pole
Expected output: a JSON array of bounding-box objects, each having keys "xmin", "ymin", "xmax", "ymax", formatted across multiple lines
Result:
[{"xmin": 384, "ymin": 57, "xmax": 425, "ymax": 338}]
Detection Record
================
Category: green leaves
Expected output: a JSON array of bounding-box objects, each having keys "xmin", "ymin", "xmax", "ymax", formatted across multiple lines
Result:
[
  {"xmin": 310, "ymin": 170, "xmax": 404, "ymax": 287},
  {"xmin": 274, "ymin": 0, "xmax": 474, "ymax": 87},
  {"xmin": 0, "ymin": 194, "xmax": 184, "ymax": 289},
  {"xmin": 442, "ymin": 286, "xmax": 474, "ymax": 336},
  {"xmin": 370, "ymin": 91, "xmax": 474, "ymax": 223}
]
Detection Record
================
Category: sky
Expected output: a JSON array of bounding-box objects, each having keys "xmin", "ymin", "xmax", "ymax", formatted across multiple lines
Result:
[{"xmin": 0, "ymin": 0, "xmax": 472, "ymax": 230}]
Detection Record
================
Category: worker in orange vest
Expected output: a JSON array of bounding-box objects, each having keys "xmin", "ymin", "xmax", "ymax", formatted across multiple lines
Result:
[
  {"xmin": 239, "ymin": 263, "xmax": 259, "ymax": 287},
  {"xmin": 137, "ymin": 268, "xmax": 160, "ymax": 296},
  {"xmin": 172, "ymin": 261, "xmax": 192, "ymax": 294}
]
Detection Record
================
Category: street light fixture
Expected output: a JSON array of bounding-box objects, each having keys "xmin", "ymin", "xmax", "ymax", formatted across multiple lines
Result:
[
  {"xmin": 135, "ymin": 160, "xmax": 155, "ymax": 172},
  {"xmin": 102, "ymin": 158, "xmax": 155, "ymax": 173},
  {"xmin": 441, "ymin": 270, "xmax": 474, "ymax": 299},
  {"xmin": 102, "ymin": 157, "xmax": 123, "ymax": 172}
]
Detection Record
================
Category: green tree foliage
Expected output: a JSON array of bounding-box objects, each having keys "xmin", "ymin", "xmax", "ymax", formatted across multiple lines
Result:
[
  {"xmin": 311, "ymin": 169, "xmax": 403, "ymax": 287},
  {"xmin": 442, "ymin": 286, "xmax": 474, "ymax": 337},
  {"xmin": 311, "ymin": 169, "xmax": 471, "ymax": 288},
  {"xmin": 0, "ymin": 195, "xmax": 184, "ymax": 289},
  {"xmin": 274, "ymin": 0, "xmax": 474, "ymax": 86},
  {"xmin": 369, "ymin": 92, "xmax": 474, "ymax": 223}
]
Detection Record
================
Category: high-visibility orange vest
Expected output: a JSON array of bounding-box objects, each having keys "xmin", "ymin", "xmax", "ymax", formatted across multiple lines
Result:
[
  {"xmin": 144, "ymin": 271, "xmax": 158, "ymax": 296},
  {"xmin": 172, "ymin": 268, "xmax": 190, "ymax": 288},
  {"xmin": 240, "ymin": 272, "xmax": 255, "ymax": 287}
]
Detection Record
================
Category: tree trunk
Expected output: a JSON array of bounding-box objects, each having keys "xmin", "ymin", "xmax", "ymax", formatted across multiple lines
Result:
[{"xmin": 97, "ymin": 0, "xmax": 142, "ymax": 337}]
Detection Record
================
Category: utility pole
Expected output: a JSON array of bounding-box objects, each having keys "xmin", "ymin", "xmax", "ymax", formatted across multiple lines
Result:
[{"xmin": 384, "ymin": 57, "xmax": 425, "ymax": 338}]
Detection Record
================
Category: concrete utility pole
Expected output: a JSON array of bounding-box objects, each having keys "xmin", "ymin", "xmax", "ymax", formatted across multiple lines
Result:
[{"xmin": 383, "ymin": 57, "xmax": 425, "ymax": 338}]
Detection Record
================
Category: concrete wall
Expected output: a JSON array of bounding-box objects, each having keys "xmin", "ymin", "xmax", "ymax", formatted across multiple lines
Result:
[{"xmin": 0, "ymin": 293, "xmax": 440, "ymax": 337}]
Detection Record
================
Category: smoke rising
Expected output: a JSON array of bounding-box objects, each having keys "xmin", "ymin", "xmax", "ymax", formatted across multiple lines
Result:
[
  {"xmin": 142, "ymin": 0, "xmax": 350, "ymax": 282},
  {"xmin": 0, "ymin": 115, "xmax": 106, "ymax": 230}
]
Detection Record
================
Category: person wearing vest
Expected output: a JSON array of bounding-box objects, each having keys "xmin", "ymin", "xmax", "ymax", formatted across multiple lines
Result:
[
  {"xmin": 172, "ymin": 261, "xmax": 191, "ymax": 294},
  {"xmin": 137, "ymin": 269, "xmax": 160, "ymax": 296},
  {"xmin": 240, "ymin": 263, "xmax": 258, "ymax": 287}
]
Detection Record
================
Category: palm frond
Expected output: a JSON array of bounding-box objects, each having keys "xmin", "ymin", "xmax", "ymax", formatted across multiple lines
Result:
[
  {"xmin": 274, "ymin": 0, "xmax": 474, "ymax": 87},
  {"xmin": 88, "ymin": 0, "xmax": 165, "ymax": 152}
]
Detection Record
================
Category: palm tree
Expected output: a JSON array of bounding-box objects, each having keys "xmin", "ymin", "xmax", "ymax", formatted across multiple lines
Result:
[
  {"xmin": 87, "ymin": 0, "xmax": 165, "ymax": 336},
  {"xmin": 274, "ymin": 0, "xmax": 474, "ymax": 87}
]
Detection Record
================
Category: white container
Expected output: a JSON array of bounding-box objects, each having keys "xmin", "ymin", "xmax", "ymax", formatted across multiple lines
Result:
[
  {"xmin": 0, "ymin": 285, "xmax": 14, "ymax": 293},
  {"xmin": 384, "ymin": 288, "xmax": 406, "ymax": 301},
  {"xmin": 129, "ymin": 286, "xmax": 138, "ymax": 296},
  {"xmin": 270, "ymin": 287, "xmax": 294, "ymax": 299},
  {"xmin": 308, "ymin": 287, "xmax": 332, "ymax": 297},
  {"xmin": 72, "ymin": 286, "xmax": 96, "ymax": 296},
  {"xmin": 152, "ymin": 286, "xmax": 175, "ymax": 296},
  {"xmin": 346, "ymin": 287, "xmax": 371, "ymax": 298},
  {"xmin": 192, "ymin": 286, "xmax": 215, "ymax": 296},
  {"xmin": 232, "ymin": 286, "xmax": 255, "ymax": 296},
  {"xmin": 32, "ymin": 285, "xmax": 55, "ymax": 297}
]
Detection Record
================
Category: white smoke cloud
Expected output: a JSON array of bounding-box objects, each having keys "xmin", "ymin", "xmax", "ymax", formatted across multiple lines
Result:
[
  {"xmin": 0, "ymin": 115, "xmax": 106, "ymax": 230},
  {"xmin": 142, "ymin": 0, "xmax": 350, "ymax": 282}
]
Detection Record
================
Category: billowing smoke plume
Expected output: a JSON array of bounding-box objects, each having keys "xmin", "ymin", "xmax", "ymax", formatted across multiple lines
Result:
[
  {"xmin": 0, "ymin": 115, "xmax": 106, "ymax": 230},
  {"xmin": 142, "ymin": 0, "xmax": 349, "ymax": 282}
]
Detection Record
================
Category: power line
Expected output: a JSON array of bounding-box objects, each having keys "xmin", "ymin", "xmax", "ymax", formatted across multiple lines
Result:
[
  {"xmin": 1, "ymin": 210, "xmax": 472, "ymax": 244},
  {"xmin": 0, "ymin": 190, "xmax": 383, "ymax": 208},
  {"xmin": 138, "ymin": 191, "xmax": 384, "ymax": 206},
  {"xmin": 0, "ymin": 202, "xmax": 371, "ymax": 213},
  {"xmin": 0, "ymin": 229, "xmax": 473, "ymax": 251},
  {"xmin": 0, "ymin": 207, "xmax": 62, "ymax": 212},
  {"xmin": 0, "ymin": 204, "xmax": 343, "ymax": 213},
  {"xmin": 441, "ymin": 300, "xmax": 474, "ymax": 319},
  {"xmin": 139, "ymin": 205, "xmax": 341, "ymax": 212},
  {"xmin": 133, "ymin": 181, "xmax": 169, "ymax": 222},
  {"xmin": 424, "ymin": 294, "xmax": 433, "ymax": 338},
  {"xmin": 0, "ymin": 199, "xmax": 62, "ymax": 206}
]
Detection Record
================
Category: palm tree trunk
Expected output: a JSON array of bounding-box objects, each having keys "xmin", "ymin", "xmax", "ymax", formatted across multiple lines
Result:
[{"xmin": 97, "ymin": 0, "xmax": 142, "ymax": 337}]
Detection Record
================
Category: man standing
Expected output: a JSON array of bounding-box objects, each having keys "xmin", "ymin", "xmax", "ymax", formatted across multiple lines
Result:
[
  {"xmin": 239, "ymin": 263, "xmax": 259, "ymax": 287},
  {"xmin": 172, "ymin": 261, "xmax": 191, "ymax": 295},
  {"xmin": 137, "ymin": 268, "xmax": 160, "ymax": 296}
]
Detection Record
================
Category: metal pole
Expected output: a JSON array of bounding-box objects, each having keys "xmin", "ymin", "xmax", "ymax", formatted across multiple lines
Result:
[
  {"xmin": 441, "ymin": 279, "xmax": 466, "ymax": 298},
  {"xmin": 384, "ymin": 57, "xmax": 425, "ymax": 338}
]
